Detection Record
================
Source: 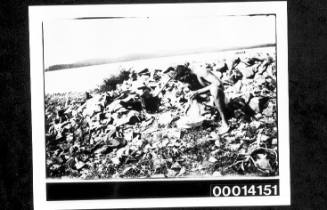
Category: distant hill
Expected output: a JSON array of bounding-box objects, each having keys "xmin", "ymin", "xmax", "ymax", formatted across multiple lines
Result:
[{"xmin": 45, "ymin": 43, "xmax": 275, "ymax": 72}]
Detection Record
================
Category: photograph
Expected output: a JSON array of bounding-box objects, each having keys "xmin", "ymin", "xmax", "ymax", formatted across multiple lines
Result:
[
  {"xmin": 44, "ymin": 14, "xmax": 278, "ymax": 180},
  {"xmin": 30, "ymin": 2, "xmax": 289, "ymax": 209}
]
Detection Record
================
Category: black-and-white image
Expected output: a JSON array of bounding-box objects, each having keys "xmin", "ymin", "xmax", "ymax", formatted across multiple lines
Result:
[{"xmin": 44, "ymin": 14, "xmax": 278, "ymax": 180}]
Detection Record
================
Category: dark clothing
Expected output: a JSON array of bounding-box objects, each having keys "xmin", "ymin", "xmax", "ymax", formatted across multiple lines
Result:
[{"xmin": 175, "ymin": 65, "xmax": 203, "ymax": 91}]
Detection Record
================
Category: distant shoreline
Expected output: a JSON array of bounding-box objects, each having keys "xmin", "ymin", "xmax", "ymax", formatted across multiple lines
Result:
[
  {"xmin": 44, "ymin": 45, "xmax": 276, "ymax": 94},
  {"xmin": 45, "ymin": 43, "xmax": 276, "ymax": 72}
]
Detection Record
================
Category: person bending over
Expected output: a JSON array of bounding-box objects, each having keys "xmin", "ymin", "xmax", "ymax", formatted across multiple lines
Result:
[{"xmin": 173, "ymin": 64, "xmax": 230, "ymax": 134}]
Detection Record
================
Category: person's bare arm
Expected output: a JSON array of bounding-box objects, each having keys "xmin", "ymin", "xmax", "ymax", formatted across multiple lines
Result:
[
  {"xmin": 197, "ymin": 74, "xmax": 206, "ymax": 87},
  {"xmin": 202, "ymin": 71, "xmax": 222, "ymax": 85},
  {"xmin": 190, "ymin": 72, "xmax": 221, "ymax": 98}
]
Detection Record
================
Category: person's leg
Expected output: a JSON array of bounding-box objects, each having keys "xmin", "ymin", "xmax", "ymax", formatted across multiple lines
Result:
[{"xmin": 211, "ymin": 85, "xmax": 230, "ymax": 134}]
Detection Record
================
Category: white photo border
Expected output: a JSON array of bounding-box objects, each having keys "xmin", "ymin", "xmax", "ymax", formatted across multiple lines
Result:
[{"xmin": 29, "ymin": 2, "xmax": 289, "ymax": 209}]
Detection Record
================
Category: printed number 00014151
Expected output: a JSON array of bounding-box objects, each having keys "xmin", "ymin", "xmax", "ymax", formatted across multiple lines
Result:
[{"xmin": 211, "ymin": 184, "xmax": 278, "ymax": 197}]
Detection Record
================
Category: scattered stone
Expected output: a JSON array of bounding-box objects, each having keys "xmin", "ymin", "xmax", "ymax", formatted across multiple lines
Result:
[
  {"xmin": 209, "ymin": 131, "xmax": 219, "ymax": 140},
  {"xmin": 171, "ymin": 162, "xmax": 182, "ymax": 170},
  {"xmin": 75, "ymin": 161, "xmax": 86, "ymax": 170},
  {"xmin": 45, "ymin": 51, "xmax": 278, "ymax": 179},
  {"xmin": 262, "ymin": 101, "xmax": 275, "ymax": 117},
  {"xmin": 260, "ymin": 134, "xmax": 270, "ymax": 142},
  {"xmin": 94, "ymin": 145, "xmax": 109, "ymax": 154},
  {"xmin": 167, "ymin": 128, "xmax": 182, "ymax": 139},
  {"xmin": 248, "ymin": 97, "xmax": 261, "ymax": 113},
  {"xmin": 214, "ymin": 140, "xmax": 221, "ymax": 147},
  {"xmin": 253, "ymin": 153, "xmax": 272, "ymax": 172},
  {"xmin": 153, "ymin": 158, "xmax": 166, "ymax": 170},
  {"xmin": 250, "ymin": 120, "xmax": 262, "ymax": 129},
  {"xmin": 271, "ymin": 138, "xmax": 278, "ymax": 145},
  {"xmin": 248, "ymin": 97, "xmax": 269, "ymax": 113},
  {"xmin": 241, "ymin": 66, "xmax": 255, "ymax": 79},
  {"xmin": 208, "ymin": 156, "xmax": 218, "ymax": 163},
  {"xmin": 229, "ymin": 144, "xmax": 240, "ymax": 151},
  {"xmin": 66, "ymin": 133, "xmax": 74, "ymax": 143},
  {"xmin": 158, "ymin": 112, "xmax": 173, "ymax": 126},
  {"xmin": 212, "ymin": 171, "xmax": 222, "ymax": 176},
  {"xmin": 111, "ymin": 157, "xmax": 120, "ymax": 165},
  {"xmin": 161, "ymin": 138, "xmax": 169, "ymax": 147},
  {"xmin": 166, "ymin": 169, "xmax": 177, "ymax": 177},
  {"xmin": 151, "ymin": 174, "xmax": 166, "ymax": 178},
  {"xmin": 177, "ymin": 167, "xmax": 186, "ymax": 177},
  {"xmin": 122, "ymin": 166, "xmax": 133, "ymax": 175}
]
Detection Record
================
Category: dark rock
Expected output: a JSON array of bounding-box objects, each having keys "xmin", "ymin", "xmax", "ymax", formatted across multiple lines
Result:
[
  {"xmin": 138, "ymin": 68, "xmax": 151, "ymax": 76},
  {"xmin": 216, "ymin": 62, "xmax": 228, "ymax": 73},
  {"xmin": 141, "ymin": 90, "xmax": 161, "ymax": 113},
  {"xmin": 262, "ymin": 100, "xmax": 275, "ymax": 117},
  {"xmin": 248, "ymin": 97, "xmax": 269, "ymax": 113},
  {"xmin": 244, "ymin": 57, "xmax": 264, "ymax": 66}
]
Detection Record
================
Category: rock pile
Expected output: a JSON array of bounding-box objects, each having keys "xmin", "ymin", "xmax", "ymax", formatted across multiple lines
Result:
[{"xmin": 45, "ymin": 51, "xmax": 278, "ymax": 179}]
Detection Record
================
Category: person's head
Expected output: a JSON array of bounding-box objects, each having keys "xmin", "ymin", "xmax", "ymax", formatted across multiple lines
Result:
[
  {"xmin": 171, "ymin": 64, "xmax": 203, "ymax": 90},
  {"xmin": 173, "ymin": 65, "xmax": 193, "ymax": 83}
]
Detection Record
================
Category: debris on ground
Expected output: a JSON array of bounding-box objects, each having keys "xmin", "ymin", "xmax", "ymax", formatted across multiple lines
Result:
[{"xmin": 45, "ymin": 50, "xmax": 278, "ymax": 179}]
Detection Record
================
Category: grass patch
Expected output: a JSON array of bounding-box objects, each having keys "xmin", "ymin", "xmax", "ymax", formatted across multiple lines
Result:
[{"xmin": 96, "ymin": 69, "xmax": 131, "ymax": 93}]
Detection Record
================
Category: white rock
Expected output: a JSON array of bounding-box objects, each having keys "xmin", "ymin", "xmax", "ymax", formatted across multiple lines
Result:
[
  {"xmin": 261, "ymin": 134, "xmax": 270, "ymax": 142},
  {"xmin": 249, "ymin": 97, "xmax": 261, "ymax": 113},
  {"xmin": 111, "ymin": 157, "xmax": 120, "ymax": 165},
  {"xmin": 210, "ymin": 131, "xmax": 219, "ymax": 140},
  {"xmin": 167, "ymin": 129, "xmax": 181, "ymax": 139},
  {"xmin": 212, "ymin": 171, "xmax": 222, "ymax": 176},
  {"xmin": 177, "ymin": 167, "xmax": 186, "ymax": 176},
  {"xmin": 151, "ymin": 174, "xmax": 166, "ymax": 178},
  {"xmin": 262, "ymin": 101, "xmax": 275, "ymax": 116},
  {"xmin": 166, "ymin": 169, "xmax": 177, "ymax": 177},
  {"xmin": 229, "ymin": 144, "xmax": 240, "ymax": 151},
  {"xmin": 161, "ymin": 138, "xmax": 169, "ymax": 147},
  {"xmin": 158, "ymin": 112, "xmax": 173, "ymax": 126},
  {"xmin": 116, "ymin": 147, "xmax": 127, "ymax": 158},
  {"xmin": 176, "ymin": 100, "xmax": 205, "ymax": 129},
  {"xmin": 215, "ymin": 140, "xmax": 221, "ymax": 147},
  {"xmin": 250, "ymin": 121, "xmax": 262, "ymax": 129},
  {"xmin": 171, "ymin": 162, "xmax": 182, "ymax": 170},
  {"xmin": 208, "ymin": 156, "xmax": 218, "ymax": 163},
  {"xmin": 75, "ymin": 161, "xmax": 85, "ymax": 170}
]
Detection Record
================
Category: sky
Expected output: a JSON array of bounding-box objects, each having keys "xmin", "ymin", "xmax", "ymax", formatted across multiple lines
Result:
[{"xmin": 43, "ymin": 15, "xmax": 276, "ymax": 68}]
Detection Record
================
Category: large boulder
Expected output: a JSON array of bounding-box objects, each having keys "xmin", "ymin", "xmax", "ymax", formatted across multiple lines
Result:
[{"xmin": 176, "ymin": 100, "xmax": 206, "ymax": 129}]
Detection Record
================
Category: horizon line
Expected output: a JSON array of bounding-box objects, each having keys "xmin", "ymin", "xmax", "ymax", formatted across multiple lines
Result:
[{"xmin": 45, "ymin": 43, "xmax": 276, "ymax": 72}]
